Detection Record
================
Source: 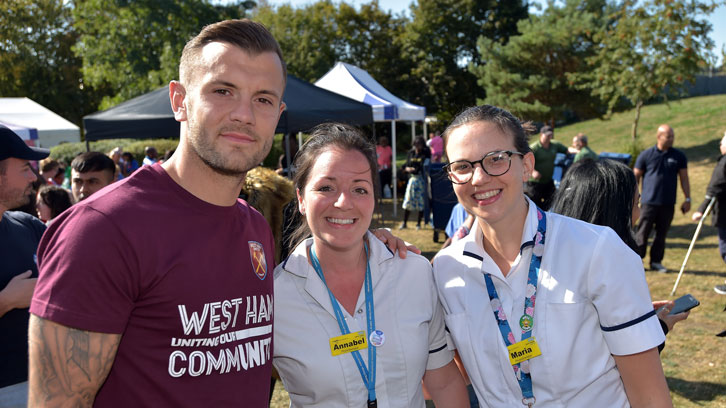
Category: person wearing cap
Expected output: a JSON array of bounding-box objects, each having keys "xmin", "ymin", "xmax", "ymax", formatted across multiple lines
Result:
[
  {"xmin": 0, "ymin": 125, "xmax": 49, "ymax": 405},
  {"xmin": 525, "ymin": 125, "xmax": 568, "ymax": 209}
]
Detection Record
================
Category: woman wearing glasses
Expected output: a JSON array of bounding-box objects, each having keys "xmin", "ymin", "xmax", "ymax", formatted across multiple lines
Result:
[{"xmin": 432, "ymin": 105, "xmax": 672, "ymax": 407}]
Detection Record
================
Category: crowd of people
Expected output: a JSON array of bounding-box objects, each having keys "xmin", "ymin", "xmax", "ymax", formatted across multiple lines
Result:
[{"xmin": 2, "ymin": 17, "xmax": 725, "ymax": 408}]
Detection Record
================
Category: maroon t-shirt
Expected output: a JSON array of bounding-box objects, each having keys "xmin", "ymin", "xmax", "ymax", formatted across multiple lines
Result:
[{"xmin": 31, "ymin": 164, "xmax": 275, "ymax": 407}]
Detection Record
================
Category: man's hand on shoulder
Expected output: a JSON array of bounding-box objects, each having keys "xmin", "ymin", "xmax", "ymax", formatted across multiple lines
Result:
[
  {"xmin": 0, "ymin": 270, "xmax": 36, "ymax": 318},
  {"xmin": 371, "ymin": 228, "xmax": 421, "ymax": 259}
]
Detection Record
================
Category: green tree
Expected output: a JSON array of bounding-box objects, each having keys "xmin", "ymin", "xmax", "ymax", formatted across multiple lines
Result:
[
  {"xmin": 253, "ymin": 1, "xmax": 342, "ymax": 82},
  {"xmin": 472, "ymin": 0, "xmax": 607, "ymax": 124},
  {"xmin": 0, "ymin": 0, "xmax": 102, "ymax": 125},
  {"xmin": 577, "ymin": 0, "xmax": 717, "ymax": 141},
  {"xmin": 72, "ymin": 0, "xmax": 250, "ymax": 110},
  {"xmin": 400, "ymin": 0, "xmax": 527, "ymax": 121}
]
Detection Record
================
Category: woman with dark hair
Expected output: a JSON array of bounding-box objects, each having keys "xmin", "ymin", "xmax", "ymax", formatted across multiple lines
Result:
[
  {"xmin": 433, "ymin": 105, "xmax": 672, "ymax": 407},
  {"xmin": 550, "ymin": 159, "xmax": 689, "ymax": 349},
  {"xmin": 36, "ymin": 185, "xmax": 72, "ymax": 225},
  {"xmin": 550, "ymin": 159, "xmax": 639, "ymax": 249},
  {"xmin": 273, "ymin": 123, "xmax": 468, "ymax": 407}
]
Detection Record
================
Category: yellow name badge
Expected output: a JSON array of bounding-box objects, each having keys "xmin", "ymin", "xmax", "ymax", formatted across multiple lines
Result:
[
  {"xmin": 507, "ymin": 337, "xmax": 542, "ymax": 365},
  {"xmin": 330, "ymin": 331, "xmax": 368, "ymax": 356}
]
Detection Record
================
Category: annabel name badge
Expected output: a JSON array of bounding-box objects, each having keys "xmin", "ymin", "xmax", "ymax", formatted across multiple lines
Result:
[{"xmin": 330, "ymin": 331, "xmax": 368, "ymax": 356}]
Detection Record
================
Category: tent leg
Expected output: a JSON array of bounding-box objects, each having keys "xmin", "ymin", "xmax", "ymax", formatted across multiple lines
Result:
[{"xmin": 392, "ymin": 121, "xmax": 397, "ymax": 218}]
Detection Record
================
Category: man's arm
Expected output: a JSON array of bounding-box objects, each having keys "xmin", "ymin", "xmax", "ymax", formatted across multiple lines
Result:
[
  {"xmin": 679, "ymin": 167, "xmax": 691, "ymax": 213},
  {"xmin": 28, "ymin": 315, "xmax": 121, "ymax": 407},
  {"xmin": 633, "ymin": 168, "xmax": 644, "ymax": 189},
  {"xmin": 0, "ymin": 270, "xmax": 36, "ymax": 318}
]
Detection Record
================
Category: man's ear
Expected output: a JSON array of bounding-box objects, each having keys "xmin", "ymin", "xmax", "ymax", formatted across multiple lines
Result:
[{"xmin": 169, "ymin": 80, "xmax": 187, "ymax": 122}]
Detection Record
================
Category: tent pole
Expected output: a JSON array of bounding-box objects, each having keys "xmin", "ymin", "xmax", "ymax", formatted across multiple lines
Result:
[
  {"xmin": 392, "ymin": 120, "xmax": 397, "ymax": 217},
  {"xmin": 411, "ymin": 121, "xmax": 415, "ymax": 141},
  {"xmin": 423, "ymin": 120, "xmax": 427, "ymax": 141}
]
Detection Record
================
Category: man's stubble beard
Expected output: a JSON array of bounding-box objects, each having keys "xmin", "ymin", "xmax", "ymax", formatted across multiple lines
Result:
[
  {"xmin": 0, "ymin": 177, "xmax": 32, "ymax": 210},
  {"xmin": 186, "ymin": 121, "xmax": 273, "ymax": 178}
]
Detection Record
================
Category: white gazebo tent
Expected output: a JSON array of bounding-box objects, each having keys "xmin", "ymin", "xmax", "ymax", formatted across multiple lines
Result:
[
  {"xmin": 0, "ymin": 98, "xmax": 80, "ymax": 148},
  {"xmin": 315, "ymin": 62, "xmax": 426, "ymax": 215}
]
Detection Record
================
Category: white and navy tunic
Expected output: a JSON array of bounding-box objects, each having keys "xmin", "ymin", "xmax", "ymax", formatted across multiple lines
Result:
[{"xmin": 433, "ymin": 198, "xmax": 664, "ymax": 407}]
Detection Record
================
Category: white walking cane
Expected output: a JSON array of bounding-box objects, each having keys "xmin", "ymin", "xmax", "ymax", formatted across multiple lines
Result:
[{"xmin": 671, "ymin": 196, "xmax": 717, "ymax": 296}]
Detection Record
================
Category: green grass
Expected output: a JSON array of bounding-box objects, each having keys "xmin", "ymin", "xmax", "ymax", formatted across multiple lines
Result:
[{"xmin": 271, "ymin": 94, "xmax": 726, "ymax": 407}]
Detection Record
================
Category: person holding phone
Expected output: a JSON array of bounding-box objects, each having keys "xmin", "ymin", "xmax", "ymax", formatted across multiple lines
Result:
[
  {"xmin": 273, "ymin": 123, "xmax": 469, "ymax": 407},
  {"xmin": 550, "ymin": 158, "xmax": 691, "ymax": 348},
  {"xmin": 434, "ymin": 105, "xmax": 671, "ymax": 407}
]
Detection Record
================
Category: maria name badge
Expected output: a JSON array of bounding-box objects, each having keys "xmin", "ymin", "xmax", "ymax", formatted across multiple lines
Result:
[
  {"xmin": 507, "ymin": 337, "xmax": 542, "ymax": 365},
  {"xmin": 330, "ymin": 331, "xmax": 368, "ymax": 356}
]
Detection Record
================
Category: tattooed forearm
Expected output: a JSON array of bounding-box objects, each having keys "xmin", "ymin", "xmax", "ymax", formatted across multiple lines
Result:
[{"xmin": 28, "ymin": 315, "xmax": 121, "ymax": 407}]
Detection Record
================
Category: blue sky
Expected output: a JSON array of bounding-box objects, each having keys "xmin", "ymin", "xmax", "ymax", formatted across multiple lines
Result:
[{"xmin": 248, "ymin": 0, "xmax": 725, "ymax": 66}]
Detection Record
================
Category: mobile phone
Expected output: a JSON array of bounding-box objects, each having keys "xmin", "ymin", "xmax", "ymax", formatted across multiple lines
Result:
[{"xmin": 668, "ymin": 294, "xmax": 700, "ymax": 315}]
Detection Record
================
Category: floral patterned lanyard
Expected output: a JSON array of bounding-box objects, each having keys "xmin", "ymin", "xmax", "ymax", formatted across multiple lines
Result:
[{"xmin": 482, "ymin": 207, "xmax": 545, "ymax": 407}]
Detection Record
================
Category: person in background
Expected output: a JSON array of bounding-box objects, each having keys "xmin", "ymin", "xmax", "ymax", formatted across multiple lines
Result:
[
  {"xmin": 400, "ymin": 136, "xmax": 430, "ymax": 230},
  {"xmin": 572, "ymin": 133, "xmax": 598, "ymax": 163},
  {"xmin": 276, "ymin": 134, "xmax": 298, "ymax": 179},
  {"xmin": 120, "ymin": 151, "xmax": 139, "ymax": 177},
  {"xmin": 108, "ymin": 147, "xmax": 125, "ymax": 180},
  {"xmin": 39, "ymin": 158, "xmax": 64, "ymax": 186},
  {"xmin": 634, "ymin": 124, "xmax": 690, "ymax": 273},
  {"xmin": 273, "ymin": 123, "xmax": 469, "ymax": 407},
  {"xmin": 70, "ymin": 151, "xmax": 116, "ymax": 202},
  {"xmin": 0, "ymin": 125, "xmax": 49, "ymax": 406},
  {"xmin": 550, "ymin": 158, "xmax": 689, "ymax": 352},
  {"xmin": 692, "ymin": 131, "xmax": 726, "ymax": 295},
  {"xmin": 376, "ymin": 136, "xmax": 393, "ymax": 197},
  {"xmin": 142, "ymin": 146, "xmax": 158, "ymax": 166},
  {"xmin": 36, "ymin": 185, "xmax": 73, "ymax": 225},
  {"xmin": 525, "ymin": 125, "xmax": 568, "ymax": 209},
  {"xmin": 428, "ymin": 131, "xmax": 444, "ymax": 163},
  {"xmin": 434, "ymin": 105, "xmax": 671, "ymax": 407}
]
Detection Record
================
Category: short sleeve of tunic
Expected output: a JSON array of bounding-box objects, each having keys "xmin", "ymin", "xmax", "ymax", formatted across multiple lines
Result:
[
  {"xmin": 424, "ymin": 259, "xmax": 453, "ymax": 370},
  {"xmin": 587, "ymin": 227, "xmax": 665, "ymax": 355},
  {"xmin": 31, "ymin": 205, "xmax": 138, "ymax": 333}
]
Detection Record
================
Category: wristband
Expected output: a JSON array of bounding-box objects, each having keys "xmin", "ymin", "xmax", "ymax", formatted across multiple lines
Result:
[{"xmin": 685, "ymin": 198, "xmax": 691, "ymax": 202}]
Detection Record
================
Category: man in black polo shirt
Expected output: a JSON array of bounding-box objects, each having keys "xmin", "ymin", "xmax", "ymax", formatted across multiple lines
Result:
[
  {"xmin": 634, "ymin": 124, "xmax": 691, "ymax": 273},
  {"xmin": 0, "ymin": 125, "xmax": 49, "ymax": 405}
]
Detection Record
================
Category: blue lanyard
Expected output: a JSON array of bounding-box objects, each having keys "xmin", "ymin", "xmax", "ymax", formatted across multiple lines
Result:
[
  {"xmin": 482, "ymin": 207, "xmax": 546, "ymax": 406},
  {"xmin": 310, "ymin": 243, "xmax": 377, "ymax": 406}
]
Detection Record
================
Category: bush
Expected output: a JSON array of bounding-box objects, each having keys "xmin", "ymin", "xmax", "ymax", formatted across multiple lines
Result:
[{"xmin": 50, "ymin": 139, "xmax": 179, "ymax": 165}]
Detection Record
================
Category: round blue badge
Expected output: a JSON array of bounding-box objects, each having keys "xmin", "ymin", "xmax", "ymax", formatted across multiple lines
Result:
[{"xmin": 369, "ymin": 330, "xmax": 385, "ymax": 347}]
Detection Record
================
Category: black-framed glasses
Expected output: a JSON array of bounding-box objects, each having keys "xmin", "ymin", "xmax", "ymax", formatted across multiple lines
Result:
[{"xmin": 444, "ymin": 150, "xmax": 524, "ymax": 184}]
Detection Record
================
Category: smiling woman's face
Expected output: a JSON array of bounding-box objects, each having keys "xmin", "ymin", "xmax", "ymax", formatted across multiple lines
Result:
[{"xmin": 298, "ymin": 147, "xmax": 375, "ymax": 253}]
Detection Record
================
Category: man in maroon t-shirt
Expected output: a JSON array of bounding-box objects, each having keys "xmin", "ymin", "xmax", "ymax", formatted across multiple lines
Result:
[{"xmin": 28, "ymin": 20, "xmax": 288, "ymax": 407}]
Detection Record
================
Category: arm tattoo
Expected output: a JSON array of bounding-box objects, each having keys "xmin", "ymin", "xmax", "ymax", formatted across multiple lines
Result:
[{"xmin": 28, "ymin": 315, "xmax": 121, "ymax": 407}]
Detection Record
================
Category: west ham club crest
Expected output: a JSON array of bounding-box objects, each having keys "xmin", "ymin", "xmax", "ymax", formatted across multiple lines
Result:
[{"xmin": 248, "ymin": 241, "xmax": 267, "ymax": 280}]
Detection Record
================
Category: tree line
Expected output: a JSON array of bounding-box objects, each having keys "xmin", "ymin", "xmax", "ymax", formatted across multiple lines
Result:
[{"xmin": 1, "ymin": 0, "xmax": 722, "ymax": 142}]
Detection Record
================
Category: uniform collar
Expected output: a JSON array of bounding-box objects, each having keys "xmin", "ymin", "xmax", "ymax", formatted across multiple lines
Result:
[
  {"xmin": 460, "ymin": 197, "xmax": 539, "ymax": 272},
  {"xmin": 281, "ymin": 230, "xmax": 393, "ymax": 279},
  {"xmin": 281, "ymin": 231, "xmax": 391, "ymax": 318}
]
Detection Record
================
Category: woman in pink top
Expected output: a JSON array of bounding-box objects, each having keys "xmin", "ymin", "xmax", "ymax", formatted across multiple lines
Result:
[{"xmin": 427, "ymin": 132, "xmax": 444, "ymax": 163}]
